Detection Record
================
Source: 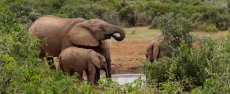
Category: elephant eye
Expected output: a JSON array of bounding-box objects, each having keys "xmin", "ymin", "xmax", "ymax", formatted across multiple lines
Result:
[{"xmin": 100, "ymin": 26, "xmax": 104, "ymax": 30}]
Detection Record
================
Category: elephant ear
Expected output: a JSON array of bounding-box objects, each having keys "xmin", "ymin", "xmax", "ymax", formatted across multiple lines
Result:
[
  {"xmin": 90, "ymin": 51, "xmax": 103, "ymax": 69},
  {"xmin": 68, "ymin": 25, "xmax": 99, "ymax": 47}
]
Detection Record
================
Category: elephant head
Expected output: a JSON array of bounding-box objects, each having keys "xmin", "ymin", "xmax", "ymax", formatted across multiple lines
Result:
[
  {"xmin": 68, "ymin": 19, "xmax": 125, "ymax": 47},
  {"xmin": 90, "ymin": 51, "xmax": 109, "ymax": 78}
]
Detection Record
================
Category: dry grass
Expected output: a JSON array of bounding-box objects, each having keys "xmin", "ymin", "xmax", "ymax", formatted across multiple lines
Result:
[
  {"xmin": 122, "ymin": 26, "xmax": 161, "ymax": 41},
  {"xmin": 191, "ymin": 31, "xmax": 229, "ymax": 39},
  {"xmin": 122, "ymin": 26, "xmax": 228, "ymax": 40}
]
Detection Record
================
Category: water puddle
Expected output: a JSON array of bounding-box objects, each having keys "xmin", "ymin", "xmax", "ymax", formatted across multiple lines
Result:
[
  {"xmin": 83, "ymin": 73, "xmax": 146, "ymax": 85},
  {"xmin": 111, "ymin": 74, "xmax": 146, "ymax": 85}
]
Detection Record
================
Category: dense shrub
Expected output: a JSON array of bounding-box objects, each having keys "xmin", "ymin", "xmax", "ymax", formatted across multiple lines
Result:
[
  {"xmin": 0, "ymin": 1, "xmax": 93, "ymax": 93},
  {"xmin": 205, "ymin": 24, "xmax": 218, "ymax": 32},
  {"xmin": 1, "ymin": 0, "xmax": 228, "ymax": 30},
  {"xmin": 97, "ymin": 78, "xmax": 157, "ymax": 94},
  {"xmin": 117, "ymin": 1, "xmax": 151, "ymax": 26},
  {"xmin": 153, "ymin": 14, "xmax": 193, "ymax": 57},
  {"xmin": 143, "ymin": 12, "xmax": 230, "ymax": 92},
  {"xmin": 0, "ymin": 0, "xmax": 158, "ymax": 93},
  {"xmin": 143, "ymin": 8, "xmax": 230, "ymax": 92},
  {"xmin": 143, "ymin": 36, "xmax": 230, "ymax": 92},
  {"xmin": 59, "ymin": 0, "xmax": 95, "ymax": 19}
]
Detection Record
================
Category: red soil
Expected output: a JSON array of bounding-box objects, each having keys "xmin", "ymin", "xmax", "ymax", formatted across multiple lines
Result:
[{"xmin": 110, "ymin": 40, "xmax": 150, "ymax": 74}]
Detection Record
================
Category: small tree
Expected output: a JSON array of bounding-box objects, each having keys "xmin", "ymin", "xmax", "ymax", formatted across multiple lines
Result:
[{"xmin": 157, "ymin": 13, "xmax": 193, "ymax": 57}]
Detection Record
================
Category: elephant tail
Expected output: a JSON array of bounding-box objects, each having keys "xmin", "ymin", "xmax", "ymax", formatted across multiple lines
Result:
[{"xmin": 57, "ymin": 56, "xmax": 64, "ymax": 71}]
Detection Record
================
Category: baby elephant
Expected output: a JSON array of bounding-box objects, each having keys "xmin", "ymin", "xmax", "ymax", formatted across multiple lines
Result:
[
  {"xmin": 58, "ymin": 47, "xmax": 108, "ymax": 84},
  {"xmin": 146, "ymin": 35, "xmax": 163, "ymax": 62}
]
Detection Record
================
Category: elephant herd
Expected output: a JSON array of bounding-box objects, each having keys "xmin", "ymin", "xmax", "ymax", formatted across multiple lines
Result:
[
  {"xmin": 28, "ymin": 15, "xmax": 201, "ymax": 85},
  {"xmin": 28, "ymin": 15, "xmax": 125, "ymax": 84}
]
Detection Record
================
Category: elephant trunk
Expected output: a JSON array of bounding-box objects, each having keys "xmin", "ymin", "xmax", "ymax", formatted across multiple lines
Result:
[
  {"xmin": 108, "ymin": 25, "xmax": 125, "ymax": 41},
  {"xmin": 105, "ymin": 68, "xmax": 109, "ymax": 78},
  {"xmin": 104, "ymin": 62, "xmax": 110, "ymax": 78}
]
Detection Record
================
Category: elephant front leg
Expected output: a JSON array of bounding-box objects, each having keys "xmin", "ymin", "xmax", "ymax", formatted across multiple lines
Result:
[
  {"xmin": 95, "ymin": 46, "xmax": 111, "ymax": 79},
  {"xmin": 105, "ymin": 58, "xmax": 111, "ymax": 78},
  {"xmin": 95, "ymin": 58, "xmax": 111, "ymax": 81},
  {"xmin": 104, "ymin": 49, "xmax": 112, "ymax": 78},
  {"xmin": 88, "ymin": 66, "xmax": 97, "ymax": 85},
  {"xmin": 95, "ymin": 68, "xmax": 100, "ymax": 83}
]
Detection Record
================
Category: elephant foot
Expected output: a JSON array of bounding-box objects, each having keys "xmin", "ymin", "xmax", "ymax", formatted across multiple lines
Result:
[{"xmin": 49, "ymin": 64, "xmax": 56, "ymax": 70}]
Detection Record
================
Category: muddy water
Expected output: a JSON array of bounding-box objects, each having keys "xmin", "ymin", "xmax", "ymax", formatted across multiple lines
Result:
[
  {"xmin": 111, "ymin": 74, "xmax": 146, "ymax": 85},
  {"xmin": 83, "ymin": 73, "xmax": 146, "ymax": 85}
]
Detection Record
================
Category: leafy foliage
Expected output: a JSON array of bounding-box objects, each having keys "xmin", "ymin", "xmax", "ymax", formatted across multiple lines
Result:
[
  {"xmin": 1, "ymin": 0, "xmax": 230, "ymax": 93},
  {"xmin": 0, "ymin": 1, "xmax": 92, "ymax": 93},
  {"xmin": 151, "ymin": 14, "xmax": 193, "ymax": 57},
  {"xmin": 0, "ymin": 0, "xmax": 229, "ymax": 29},
  {"xmin": 205, "ymin": 24, "xmax": 218, "ymax": 32},
  {"xmin": 143, "ymin": 15, "xmax": 230, "ymax": 92}
]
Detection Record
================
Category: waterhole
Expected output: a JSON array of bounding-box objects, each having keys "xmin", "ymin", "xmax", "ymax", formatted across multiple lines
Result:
[
  {"xmin": 111, "ymin": 74, "xmax": 146, "ymax": 85},
  {"xmin": 83, "ymin": 73, "xmax": 146, "ymax": 85}
]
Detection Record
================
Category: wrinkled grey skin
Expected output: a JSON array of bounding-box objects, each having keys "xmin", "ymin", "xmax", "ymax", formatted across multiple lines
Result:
[
  {"xmin": 28, "ymin": 15, "xmax": 125, "ymax": 81},
  {"xmin": 58, "ymin": 47, "xmax": 108, "ymax": 84}
]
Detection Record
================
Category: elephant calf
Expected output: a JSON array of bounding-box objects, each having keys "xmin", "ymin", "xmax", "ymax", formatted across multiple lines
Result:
[
  {"xmin": 58, "ymin": 47, "xmax": 108, "ymax": 84},
  {"xmin": 146, "ymin": 35, "xmax": 202, "ymax": 62},
  {"xmin": 146, "ymin": 35, "xmax": 163, "ymax": 62}
]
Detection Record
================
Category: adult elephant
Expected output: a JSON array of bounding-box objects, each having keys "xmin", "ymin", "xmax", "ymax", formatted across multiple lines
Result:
[
  {"xmin": 146, "ymin": 35, "xmax": 163, "ymax": 62},
  {"xmin": 28, "ymin": 15, "xmax": 125, "ymax": 80}
]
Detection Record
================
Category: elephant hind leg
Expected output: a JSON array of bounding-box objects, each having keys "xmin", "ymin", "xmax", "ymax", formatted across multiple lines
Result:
[
  {"xmin": 65, "ymin": 69, "xmax": 74, "ymax": 76},
  {"xmin": 76, "ymin": 71, "xmax": 84, "ymax": 81},
  {"xmin": 85, "ymin": 70, "xmax": 90, "ymax": 82}
]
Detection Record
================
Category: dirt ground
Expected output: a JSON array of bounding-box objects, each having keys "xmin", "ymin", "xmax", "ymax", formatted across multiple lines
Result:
[
  {"xmin": 110, "ymin": 40, "xmax": 150, "ymax": 74},
  {"xmin": 109, "ymin": 26, "xmax": 159, "ymax": 74},
  {"xmin": 109, "ymin": 27, "xmax": 228, "ymax": 74}
]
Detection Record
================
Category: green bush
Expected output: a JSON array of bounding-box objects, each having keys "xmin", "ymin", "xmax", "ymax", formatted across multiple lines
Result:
[
  {"xmin": 154, "ymin": 14, "xmax": 193, "ymax": 57},
  {"xmin": 143, "ymin": 11, "xmax": 230, "ymax": 92},
  {"xmin": 98, "ymin": 78, "xmax": 157, "ymax": 94},
  {"xmin": 0, "ymin": 1, "xmax": 94, "ymax": 93},
  {"xmin": 205, "ymin": 24, "xmax": 218, "ymax": 32},
  {"xmin": 59, "ymin": 0, "xmax": 94, "ymax": 19},
  {"xmin": 143, "ymin": 33, "xmax": 230, "ymax": 93},
  {"xmin": 118, "ymin": 1, "xmax": 151, "ymax": 26},
  {"xmin": 143, "ymin": 37, "xmax": 230, "ymax": 92},
  {"xmin": 1, "ymin": 0, "xmax": 230, "ymax": 29}
]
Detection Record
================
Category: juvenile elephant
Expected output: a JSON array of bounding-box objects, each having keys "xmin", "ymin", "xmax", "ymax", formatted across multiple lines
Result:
[
  {"xmin": 58, "ymin": 47, "xmax": 108, "ymax": 84},
  {"xmin": 146, "ymin": 35, "xmax": 202, "ymax": 62},
  {"xmin": 146, "ymin": 35, "xmax": 163, "ymax": 62},
  {"xmin": 28, "ymin": 15, "xmax": 125, "ymax": 80}
]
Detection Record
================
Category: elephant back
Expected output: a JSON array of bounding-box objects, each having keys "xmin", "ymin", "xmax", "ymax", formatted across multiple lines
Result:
[{"xmin": 65, "ymin": 18, "xmax": 86, "ymax": 33}]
